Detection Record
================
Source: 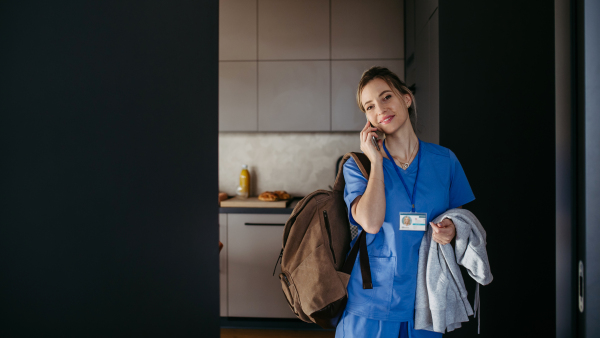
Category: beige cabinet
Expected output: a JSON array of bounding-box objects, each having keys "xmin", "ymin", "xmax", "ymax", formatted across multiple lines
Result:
[
  {"xmin": 219, "ymin": 62, "xmax": 258, "ymax": 132},
  {"xmin": 221, "ymin": 213, "xmax": 296, "ymax": 318},
  {"xmin": 218, "ymin": 0, "xmax": 405, "ymax": 132},
  {"xmin": 331, "ymin": 0, "xmax": 404, "ymax": 59},
  {"xmin": 258, "ymin": 61, "xmax": 330, "ymax": 132},
  {"xmin": 219, "ymin": 214, "xmax": 228, "ymax": 316}
]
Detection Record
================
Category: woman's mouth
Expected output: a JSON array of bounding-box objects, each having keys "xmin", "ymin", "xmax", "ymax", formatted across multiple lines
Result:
[{"xmin": 380, "ymin": 115, "xmax": 394, "ymax": 125}]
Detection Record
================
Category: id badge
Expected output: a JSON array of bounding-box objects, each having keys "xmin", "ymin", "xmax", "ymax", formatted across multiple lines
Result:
[{"xmin": 399, "ymin": 212, "xmax": 427, "ymax": 231}]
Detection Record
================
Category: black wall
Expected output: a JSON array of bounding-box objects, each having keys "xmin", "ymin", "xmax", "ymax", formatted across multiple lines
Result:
[
  {"xmin": 0, "ymin": 1, "xmax": 219, "ymax": 337},
  {"xmin": 439, "ymin": 2, "xmax": 555, "ymax": 337}
]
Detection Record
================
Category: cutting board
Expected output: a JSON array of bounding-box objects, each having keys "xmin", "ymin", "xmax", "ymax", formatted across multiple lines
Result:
[{"xmin": 220, "ymin": 196, "xmax": 291, "ymax": 208}]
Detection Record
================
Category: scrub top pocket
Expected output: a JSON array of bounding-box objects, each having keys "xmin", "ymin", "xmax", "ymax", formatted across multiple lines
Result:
[{"xmin": 347, "ymin": 255, "xmax": 396, "ymax": 316}]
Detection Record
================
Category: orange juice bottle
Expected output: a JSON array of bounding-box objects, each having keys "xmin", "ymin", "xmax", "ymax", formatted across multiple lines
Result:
[{"xmin": 236, "ymin": 164, "xmax": 250, "ymax": 199}]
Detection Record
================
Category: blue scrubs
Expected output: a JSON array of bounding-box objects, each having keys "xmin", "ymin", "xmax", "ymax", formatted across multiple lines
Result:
[{"xmin": 336, "ymin": 140, "xmax": 475, "ymax": 338}]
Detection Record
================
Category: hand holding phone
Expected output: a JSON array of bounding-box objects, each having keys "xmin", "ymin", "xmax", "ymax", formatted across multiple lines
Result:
[
  {"xmin": 366, "ymin": 117, "xmax": 382, "ymax": 151},
  {"xmin": 361, "ymin": 119, "xmax": 384, "ymax": 163},
  {"xmin": 370, "ymin": 128, "xmax": 380, "ymax": 151}
]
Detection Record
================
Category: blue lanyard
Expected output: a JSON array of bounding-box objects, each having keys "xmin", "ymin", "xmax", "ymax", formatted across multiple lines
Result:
[{"xmin": 383, "ymin": 139, "xmax": 421, "ymax": 212}]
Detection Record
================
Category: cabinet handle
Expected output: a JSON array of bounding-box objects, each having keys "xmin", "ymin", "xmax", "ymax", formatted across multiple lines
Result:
[{"xmin": 244, "ymin": 222, "xmax": 286, "ymax": 226}]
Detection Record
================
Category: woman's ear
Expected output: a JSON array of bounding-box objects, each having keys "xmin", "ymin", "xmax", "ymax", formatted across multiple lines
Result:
[{"xmin": 404, "ymin": 94, "xmax": 412, "ymax": 109}]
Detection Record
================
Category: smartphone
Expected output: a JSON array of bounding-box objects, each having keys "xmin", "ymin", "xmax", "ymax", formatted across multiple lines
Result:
[{"xmin": 367, "ymin": 118, "xmax": 382, "ymax": 151}]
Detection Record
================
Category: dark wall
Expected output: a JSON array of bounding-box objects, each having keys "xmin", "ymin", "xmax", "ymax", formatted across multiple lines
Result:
[
  {"xmin": 439, "ymin": 1, "xmax": 555, "ymax": 337},
  {"xmin": 579, "ymin": 0, "xmax": 600, "ymax": 335},
  {"xmin": 0, "ymin": 1, "xmax": 219, "ymax": 337}
]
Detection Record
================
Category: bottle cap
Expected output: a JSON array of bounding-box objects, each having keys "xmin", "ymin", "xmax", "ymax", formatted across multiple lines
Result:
[{"xmin": 241, "ymin": 164, "xmax": 248, "ymax": 169}]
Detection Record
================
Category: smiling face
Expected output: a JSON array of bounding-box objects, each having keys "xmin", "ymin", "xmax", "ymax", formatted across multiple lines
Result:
[{"xmin": 360, "ymin": 78, "xmax": 413, "ymax": 135}]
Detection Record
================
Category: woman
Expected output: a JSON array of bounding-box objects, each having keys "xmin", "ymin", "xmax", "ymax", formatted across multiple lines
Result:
[{"xmin": 336, "ymin": 67, "xmax": 475, "ymax": 338}]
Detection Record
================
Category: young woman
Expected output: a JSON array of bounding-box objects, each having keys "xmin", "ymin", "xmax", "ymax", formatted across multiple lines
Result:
[{"xmin": 336, "ymin": 67, "xmax": 475, "ymax": 338}]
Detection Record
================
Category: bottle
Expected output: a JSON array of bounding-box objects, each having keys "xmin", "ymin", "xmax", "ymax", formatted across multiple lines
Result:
[{"xmin": 236, "ymin": 164, "xmax": 250, "ymax": 199}]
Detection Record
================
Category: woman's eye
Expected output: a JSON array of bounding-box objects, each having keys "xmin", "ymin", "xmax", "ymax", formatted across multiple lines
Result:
[
  {"xmin": 366, "ymin": 105, "xmax": 373, "ymax": 111},
  {"xmin": 384, "ymin": 95, "xmax": 392, "ymax": 100}
]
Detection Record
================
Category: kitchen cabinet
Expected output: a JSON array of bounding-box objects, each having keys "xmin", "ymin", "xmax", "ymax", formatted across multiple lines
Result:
[
  {"xmin": 218, "ymin": 0, "xmax": 405, "ymax": 132},
  {"xmin": 219, "ymin": 214, "xmax": 228, "ymax": 316},
  {"xmin": 258, "ymin": 0, "xmax": 329, "ymax": 60},
  {"xmin": 219, "ymin": 0, "xmax": 257, "ymax": 61},
  {"xmin": 331, "ymin": 0, "xmax": 404, "ymax": 59},
  {"xmin": 219, "ymin": 62, "xmax": 258, "ymax": 131},
  {"xmin": 225, "ymin": 213, "xmax": 296, "ymax": 318},
  {"xmin": 258, "ymin": 61, "xmax": 330, "ymax": 132}
]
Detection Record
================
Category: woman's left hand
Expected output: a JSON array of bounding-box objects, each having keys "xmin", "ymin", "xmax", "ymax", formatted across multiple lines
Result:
[{"xmin": 430, "ymin": 218, "xmax": 455, "ymax": 245}]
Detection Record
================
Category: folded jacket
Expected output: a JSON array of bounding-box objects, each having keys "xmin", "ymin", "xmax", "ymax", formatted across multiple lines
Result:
[{"xmin": 414, "ymin": 208, "xmax": 493, "ymax": 333}]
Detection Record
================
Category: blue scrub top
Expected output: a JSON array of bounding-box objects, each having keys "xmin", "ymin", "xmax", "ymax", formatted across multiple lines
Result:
[{"xmin": 342, "ymin": 140, "xmax": 475, "ymax": 322}]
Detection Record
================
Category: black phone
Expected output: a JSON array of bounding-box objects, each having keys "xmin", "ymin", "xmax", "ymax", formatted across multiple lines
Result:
[{"xmin": 368, "ymin": 121, "xmax": 382, "ymax": 151}]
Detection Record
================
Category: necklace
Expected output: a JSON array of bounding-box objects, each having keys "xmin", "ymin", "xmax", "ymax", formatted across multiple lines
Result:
[{"xmin": 396, "ymin": 139, "xmax": 418, "ymax": 170}]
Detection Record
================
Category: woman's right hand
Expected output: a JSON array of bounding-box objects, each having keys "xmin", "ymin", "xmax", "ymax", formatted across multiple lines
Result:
[{"xmin": 360, "ymin": 120, "xmax": 383, "ymax": 163}]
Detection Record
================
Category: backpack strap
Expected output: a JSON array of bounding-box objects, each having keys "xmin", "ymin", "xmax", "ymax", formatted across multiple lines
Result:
[
  {"xmin": 332, "ymin": 152, "xmax": 371, "ymax": 192},
  {"xmin": 333, "ymin": 152, "xmax": 373, "ymax": 290},
  {"xmin": 341, "ymin": 230, "xmax": 373, "ymax": 289}
]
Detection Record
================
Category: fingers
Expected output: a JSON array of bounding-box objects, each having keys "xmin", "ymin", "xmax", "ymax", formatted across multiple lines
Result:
[
  {"xmin": 439, "ymin": 218, "xmax": 454, "ymax": 227},
  {"xmin": 431, "ymin": 221, "xmax": 455, "ymax": 245},
  {"xmin": 432, "ymin": 235, "xmax": 450, "ymax": 245},
  {"xmin": 432, "ymin": 231, "xmax": 451, "ymax": 245},
  {"xmin": 362, "ymin": 120, "xmax": 370, "ymax": 133}
]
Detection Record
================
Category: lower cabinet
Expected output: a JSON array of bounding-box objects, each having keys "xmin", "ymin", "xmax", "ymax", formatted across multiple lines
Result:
[
  {"xmin": 225, "ymin": 213, "xmax": 296, "ymax": 318},
  {"xmin": 219, "ymin": 214, "xmax": 228, "ymax": 317}
]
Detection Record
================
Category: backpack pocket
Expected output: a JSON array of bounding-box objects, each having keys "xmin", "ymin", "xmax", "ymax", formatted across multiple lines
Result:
[
  {"xmin": 291, "ymin": 244, "xmax": 348, "ymax": 317},
  {"xmin": 279, "ymin": 272, "xmax": 298, "ymax": 313}
]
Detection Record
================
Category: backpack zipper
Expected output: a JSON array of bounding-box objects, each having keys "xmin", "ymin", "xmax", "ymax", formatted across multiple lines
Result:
[{"xmin": 323, "ymin": 210, "xmax": 336, "ymax": 264}]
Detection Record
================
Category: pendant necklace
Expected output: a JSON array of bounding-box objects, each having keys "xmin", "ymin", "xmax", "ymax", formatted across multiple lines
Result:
[{"xmin": 398, "ymin": 139, "xmax": 418, "ymax": 170}]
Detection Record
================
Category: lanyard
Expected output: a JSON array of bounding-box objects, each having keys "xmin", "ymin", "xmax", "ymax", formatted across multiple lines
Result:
[{"xmin": 383, "ymin": 139, "xmax": 421, "ymax": 212}]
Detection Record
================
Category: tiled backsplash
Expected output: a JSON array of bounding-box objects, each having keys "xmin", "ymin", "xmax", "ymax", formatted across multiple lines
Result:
[{"xmin": 219, "ymin": 132, "xmax": 361, "ymax": 197}]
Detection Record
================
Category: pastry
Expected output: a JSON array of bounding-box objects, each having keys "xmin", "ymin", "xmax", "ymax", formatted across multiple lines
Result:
[
  {"xmin": 218, "ymin": 192, "xmax": 228, "ymax": 202},
  {"xmin": 274, "ymin": 190, "xmax": 291, "ymax": 200},
  {"xmin": 258, "ymin": 191, "xmax": 279, "ymax": 201}
]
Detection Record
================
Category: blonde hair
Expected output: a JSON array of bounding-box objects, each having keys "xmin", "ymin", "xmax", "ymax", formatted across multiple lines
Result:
[{"xmin": 356, "ymin": 66, "xmax": 417, "ymax": 130}]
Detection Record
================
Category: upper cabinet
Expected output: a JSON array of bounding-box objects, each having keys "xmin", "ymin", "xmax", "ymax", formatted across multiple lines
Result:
[
  {"xmin": 331, "ymin": 0, "xmax": 404, "ymax": 59},
  {"xmin": 258, "ymin": 0, "xmax": 329, "ymax": 60},
  {"xmin": 219, "ymin": 0, "xmax": 405, "ymax": 132},
  {"xmin": 259, "ymin": 61, "xmax": 330, "ymax": 131},
  {"xmin": 219, "ymin": 0, "xmax": 257, "ymax": 61},
  {"xmin": 219, "ymin": 62, "xmax": 258, "ymax": 131}
]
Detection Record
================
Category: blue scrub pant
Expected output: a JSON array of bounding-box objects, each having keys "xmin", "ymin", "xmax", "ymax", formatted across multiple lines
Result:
[{"xmin": 335, "ymin": 310, "xmax": 442, "ymax": 338}]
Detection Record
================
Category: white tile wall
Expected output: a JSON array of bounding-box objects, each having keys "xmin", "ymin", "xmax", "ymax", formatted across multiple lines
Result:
[
  {"xmin": 219, "ymin": 0, "xmax": 257, "ymax": 60},
  {"xmin": 258, "ymin": 0, "xmax": 330, "ymax": 60},
  {"xmin": 219, "ymin": 133, "xmax": 361, "ymax": 197}
]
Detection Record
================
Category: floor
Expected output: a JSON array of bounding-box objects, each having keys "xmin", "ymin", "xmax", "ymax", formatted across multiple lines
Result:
[{"xmin": 221, "ymin": 329, "xmax": 335, "ymax": 338}]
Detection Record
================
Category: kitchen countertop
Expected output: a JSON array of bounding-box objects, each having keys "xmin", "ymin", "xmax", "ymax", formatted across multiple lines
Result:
[{"xmin": 219, "ymin": 197, "xmax": 301, "ymax": 214}]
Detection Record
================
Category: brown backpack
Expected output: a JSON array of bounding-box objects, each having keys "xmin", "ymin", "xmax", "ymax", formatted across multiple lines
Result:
[{"xmin": 274, "ymin": 152, "xmax": 373, "ymax": 329}]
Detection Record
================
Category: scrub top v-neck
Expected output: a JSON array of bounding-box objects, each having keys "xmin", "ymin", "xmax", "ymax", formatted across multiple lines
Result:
[{"xmin": 341, "ymin": 140, "xmax": 475, "ymax": 322}]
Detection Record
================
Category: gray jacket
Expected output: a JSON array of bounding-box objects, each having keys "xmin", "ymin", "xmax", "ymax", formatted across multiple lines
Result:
[{"xmin": 414, "ymin": 208, "xmax": 493, "ymax": 333}]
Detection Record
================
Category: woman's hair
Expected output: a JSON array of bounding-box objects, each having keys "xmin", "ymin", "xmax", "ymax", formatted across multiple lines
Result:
[{"xmin": 356, "ymin": 66, "xmax": 417, "ymax": 130}]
